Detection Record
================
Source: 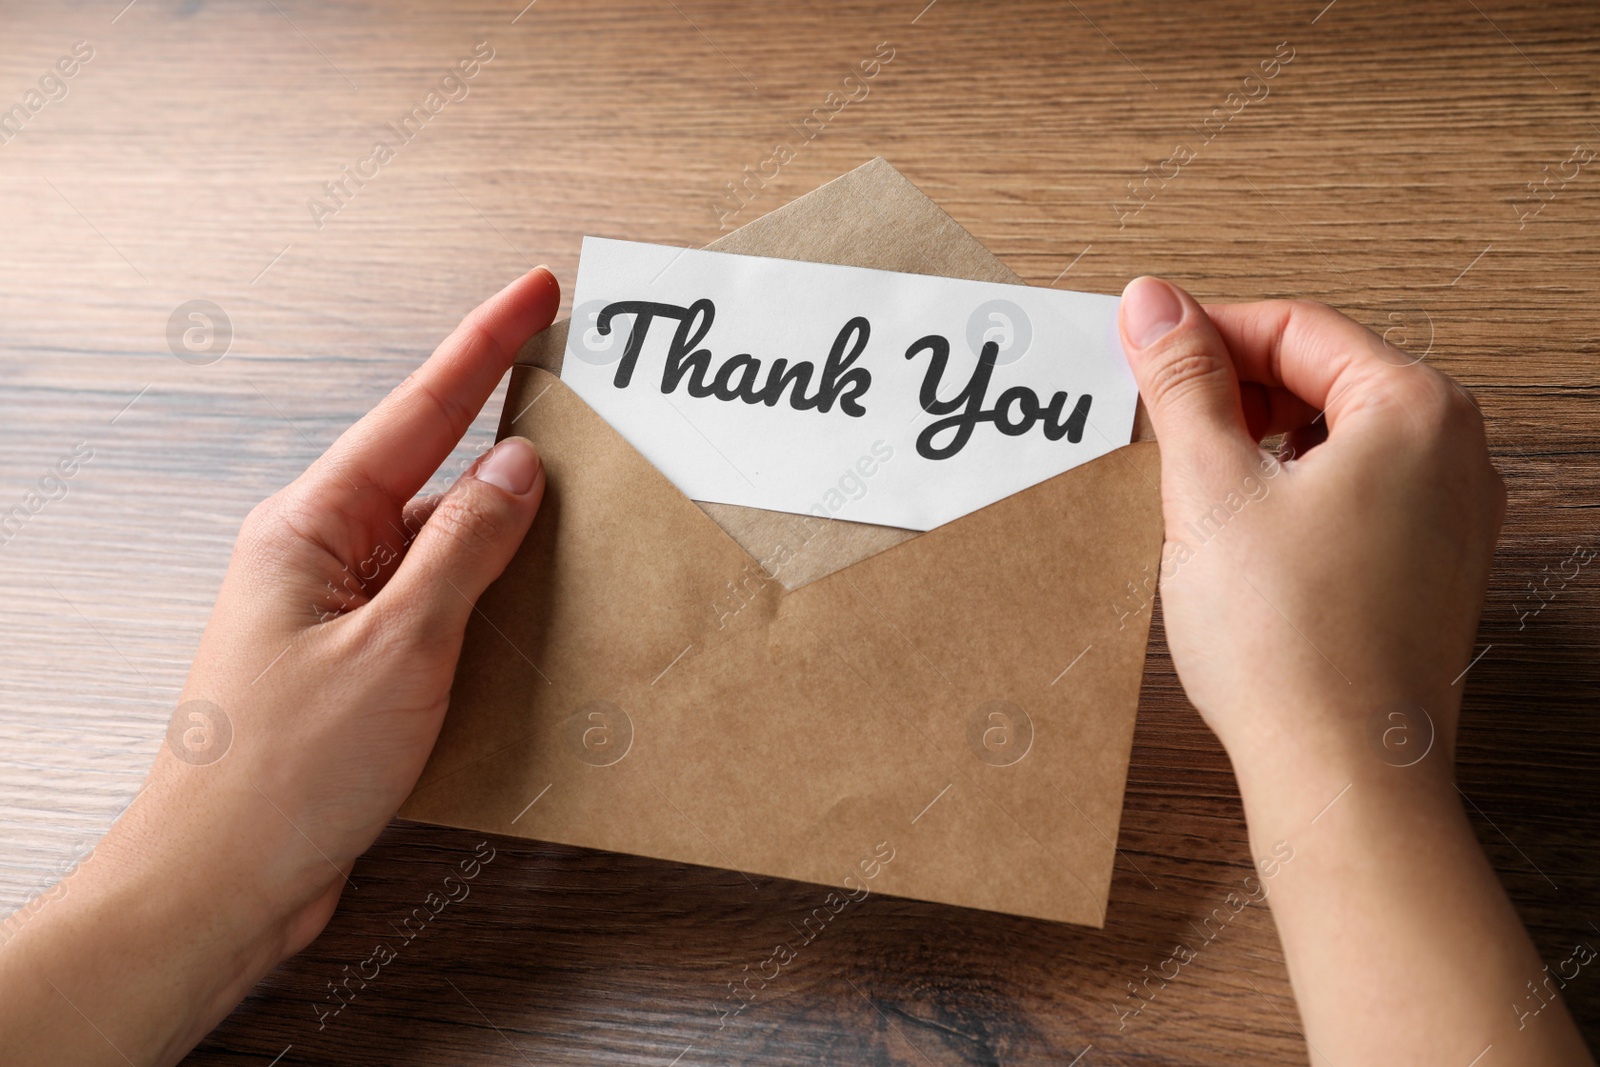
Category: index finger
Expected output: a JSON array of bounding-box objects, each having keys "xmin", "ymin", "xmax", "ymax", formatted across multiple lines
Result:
[
  {"xmin": 303, "ymin": 265, "xmax": 561, "ymax": 506},
  {"xmin": 1201, "ymin": 298, "xmax": 1408, "ymax": 428}
]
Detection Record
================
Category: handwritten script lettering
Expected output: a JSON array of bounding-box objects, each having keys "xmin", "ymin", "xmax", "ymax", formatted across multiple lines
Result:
[
  {"xmin": 905, "ymin": 334, "xmax": 1092, "ymax": 460},
  {"xmin": 600, "ymin": 299, "xmax": 871, "ymax": 417},
  {"xmin": 595, "ymin": 299, "xmax": 1093, "ymax": 461}
]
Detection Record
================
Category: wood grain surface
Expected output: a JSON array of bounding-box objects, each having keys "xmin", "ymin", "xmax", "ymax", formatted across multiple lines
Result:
[{"xmin": 1, "ymin": 1, "xmax": 1597, "ymax": 1063}]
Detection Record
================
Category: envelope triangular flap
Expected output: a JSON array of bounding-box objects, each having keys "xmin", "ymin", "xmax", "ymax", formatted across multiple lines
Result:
[{"xmin": 401, "ymin": 159, "xmax": 1164, "ymax": 927}]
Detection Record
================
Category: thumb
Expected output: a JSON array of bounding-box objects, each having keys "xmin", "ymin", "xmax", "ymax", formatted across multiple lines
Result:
[
  {"xmin": 382, "ymin": 436, "xmax": 545, "ymax": 636},
  {"xmin": 1119, "ymin": 276, "xmax": 1257, "ymax": 487}
]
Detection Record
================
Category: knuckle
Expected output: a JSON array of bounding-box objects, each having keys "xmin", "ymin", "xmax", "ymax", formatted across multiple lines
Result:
[
  {"xmin": 401, "ymin": 367, "xmax": 478, "ymax": 436},
  {"xmin": 238, "ymin": 492, "xmax": 296, "ymax": 554},
  {"xmin": 239, "ymin": 492, "xmax": 280, "ymax": 538},
  {"xmin": 233, "ymin": 488, "xmax": 330, "ymax": 580},
  {"xmin": 1281, "ymin": 298, "xmax": 1343, "ymax": 341},
  {"xmin": 1287, "ymin": 297, "xmax": 1337, "ymax": 320},
  {"xmin": 1399, "ymin": 369, "xmax": 1477, "ymax": 439},
  {"xmin": 1141, "ymin": 337, "xmax": 1231, "ymax": 411},
  {"xmin": 427, "ymin": 486, "xmax": 508, "ymax": 556}
]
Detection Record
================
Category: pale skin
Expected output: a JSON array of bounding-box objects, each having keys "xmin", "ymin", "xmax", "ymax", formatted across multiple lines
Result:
[{"xmin": 0, "ymin": 266, "xmax": 1588, "ymax": 1065}]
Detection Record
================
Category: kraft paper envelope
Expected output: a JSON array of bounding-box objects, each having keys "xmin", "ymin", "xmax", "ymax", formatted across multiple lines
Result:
[{"xmin": 400, "ymin": 158, "xmax": 1162, "ymax": 927}]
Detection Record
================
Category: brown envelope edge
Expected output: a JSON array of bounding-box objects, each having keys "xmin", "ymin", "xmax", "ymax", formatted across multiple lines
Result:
[{"xmin": 400, "ymin": 159, "xmax": 1166, "ymax": 928}]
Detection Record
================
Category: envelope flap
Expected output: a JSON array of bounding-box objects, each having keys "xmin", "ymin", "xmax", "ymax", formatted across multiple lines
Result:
[{"xmin": 703, "ymin": 156, "xmax": 1023, "ymax": 283}]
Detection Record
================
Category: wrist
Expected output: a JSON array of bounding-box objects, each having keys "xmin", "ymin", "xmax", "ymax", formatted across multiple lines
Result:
[
  {"xmin": 0, "ymin": 754, "xmax": 347, "ymax": 1065},
  {"xmin": 84, "ymin": 800, "xmax": 303, "ymax": 1020},
  {"xmin": 0, "ymin": 809, "xmax": 301, "ymax": 1065},
  {"xmin": 1221, "ymin": 699, "xmax": 1459, "ymax": 855},
  {"xmin": 87, "ymin": 757, "xmax": 348, "ymax": 995},
  {"xmin": 1225, "ymin": 745, "xmax": 1564, "ymax": 1065},
  {"xmin": 119, "ymin": 759, "xmax": 345, "ymax": 956}
]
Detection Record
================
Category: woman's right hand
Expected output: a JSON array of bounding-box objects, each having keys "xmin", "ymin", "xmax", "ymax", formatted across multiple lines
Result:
[
  {"xmin": 1116, "ymin": 278, "xmax": 1505, "ymax": 806},
  {"xmin": 1114, "ymin": 278, "xmax": 1593, "ymax": 1067}
]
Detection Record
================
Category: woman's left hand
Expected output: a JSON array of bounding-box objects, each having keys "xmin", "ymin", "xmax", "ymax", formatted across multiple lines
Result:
[{"xmin": 0, "ymin": 265, "xmax": 560, "ymax": 1067}]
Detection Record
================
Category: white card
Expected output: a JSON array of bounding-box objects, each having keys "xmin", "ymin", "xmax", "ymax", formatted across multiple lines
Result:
[{"xmin": 560, "ymin": 237, "xmax": 1139, "ymax": 531}]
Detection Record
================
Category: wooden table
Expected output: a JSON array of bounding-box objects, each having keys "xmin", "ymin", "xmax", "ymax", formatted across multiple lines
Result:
[{"xmin": 2, "ymin": 1, "xmax": 1597, "ymax": 1062}]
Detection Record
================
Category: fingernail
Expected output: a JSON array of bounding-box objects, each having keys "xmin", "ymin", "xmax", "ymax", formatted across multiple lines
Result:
[
  {"xmin": 472, "ymin": 437, "xmax": 540, "ymax": 495},
  {"xmin": 500, "ymin": 265, "xmax": 554, "ymax": 296},
  {"xmin": 1122, "ymin": 277, "xmax": 1186, "ymax": 348}
]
